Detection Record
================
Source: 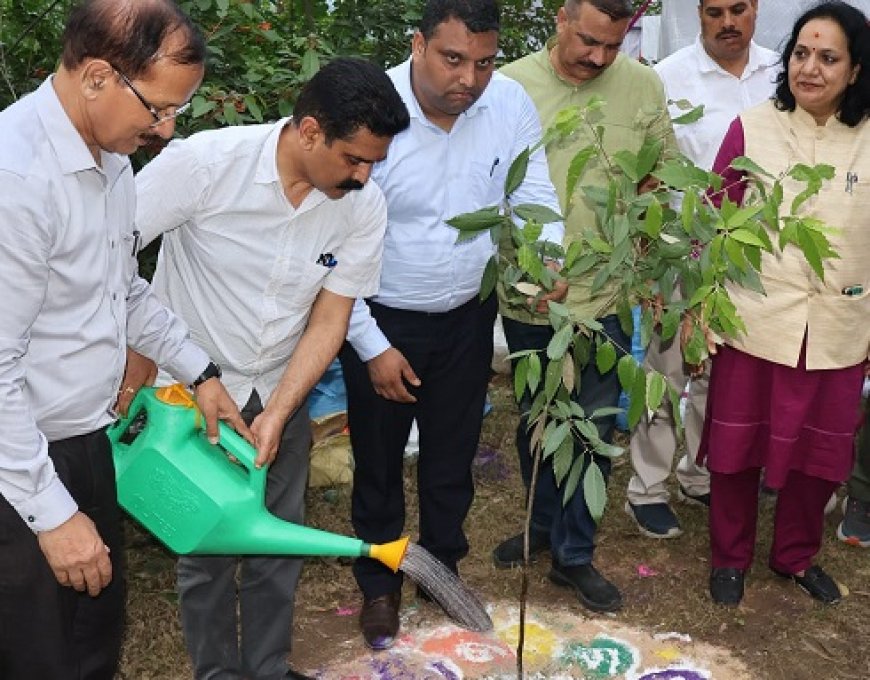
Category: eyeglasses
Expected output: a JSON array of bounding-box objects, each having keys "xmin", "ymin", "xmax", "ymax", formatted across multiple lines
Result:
[{"xmin": 113, "ymin": 67, "xmax": 191, "ymax": 127}]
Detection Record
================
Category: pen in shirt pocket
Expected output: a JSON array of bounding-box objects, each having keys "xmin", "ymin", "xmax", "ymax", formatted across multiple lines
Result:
[
  {"xmin": 131, "ymin": 229, "xmax": 141, "ymax": 256},
  {"xmin": 489, "ymin": 157, "xmax": 500, "ymax": 177}
]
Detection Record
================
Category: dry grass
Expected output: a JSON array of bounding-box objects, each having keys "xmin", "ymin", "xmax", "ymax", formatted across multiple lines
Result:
[{"xmin": 120, "ymin": 374, "xmax": 870, "ymax": 679}]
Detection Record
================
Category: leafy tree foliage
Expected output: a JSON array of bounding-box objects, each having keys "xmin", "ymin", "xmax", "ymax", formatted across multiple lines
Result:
[{"xmin": 1, "ymin": 0, "xmax": 659, "ymax": 120}]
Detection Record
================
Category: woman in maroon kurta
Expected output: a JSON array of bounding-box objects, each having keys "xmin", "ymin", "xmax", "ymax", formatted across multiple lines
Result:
[{"xmin": 701, "ymin": 2, "xmax": 870, "ymax": 606}]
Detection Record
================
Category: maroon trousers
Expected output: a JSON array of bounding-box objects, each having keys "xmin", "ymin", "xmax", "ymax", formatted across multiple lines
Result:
[{"xmin": 709, "ymin": 467, "xmax": 839, "ymax": 573}]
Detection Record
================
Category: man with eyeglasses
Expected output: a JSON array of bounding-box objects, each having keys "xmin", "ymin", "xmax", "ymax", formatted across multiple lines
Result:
[
  {"xmin": 113, "ymin": 66, "xmax": 193, "ymax": 126},
  {"xmin": 0, "ymin": 1, "xmax": 250, "ymax": 678}
]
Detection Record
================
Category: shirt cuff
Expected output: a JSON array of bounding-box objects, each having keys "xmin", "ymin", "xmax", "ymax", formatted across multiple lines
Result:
[
  {"xmin": 15, "ymin": 475, "xmax": 78, "ymax": 533},
  {"xmin": 352, "ymin": 332, "xmax": 392, "ymax": 363},
  {"xmin": 163, "ymin": 342, "xmax": 211, "ymax": 386}
]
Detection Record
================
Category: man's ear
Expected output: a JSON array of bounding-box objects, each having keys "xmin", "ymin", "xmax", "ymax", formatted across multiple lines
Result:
[
  {"xmin": 297, "ymin": 116, "xmax": 323, "ymax": 150},
  {"xmin": 411, "ymin": 30, "xmax": 426, "ymax": 58},
  {"xmin": 81, "ymin": 59, "xmax": 114, "ymax": 99}
]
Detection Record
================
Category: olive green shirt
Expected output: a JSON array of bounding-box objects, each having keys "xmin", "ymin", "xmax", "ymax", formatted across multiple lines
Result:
[{"xmin": 499, "ymin": 46, "xmax": 677, "ymax": 323}]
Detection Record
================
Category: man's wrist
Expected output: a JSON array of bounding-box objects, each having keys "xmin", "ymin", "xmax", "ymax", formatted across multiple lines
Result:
[{"xmin": 191, "ymin": 361, "xmax": 222, "ymax": 388}]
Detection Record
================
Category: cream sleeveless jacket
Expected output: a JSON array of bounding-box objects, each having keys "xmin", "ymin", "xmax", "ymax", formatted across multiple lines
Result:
[{"xmin": 725, "ymin": 101, "xmax": 870, "ymax": 369}]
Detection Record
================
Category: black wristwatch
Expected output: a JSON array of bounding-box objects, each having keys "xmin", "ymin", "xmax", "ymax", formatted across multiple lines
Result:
[{"xmin": 191, "ymin": 361, "xmax": 222, "ymax": 388}]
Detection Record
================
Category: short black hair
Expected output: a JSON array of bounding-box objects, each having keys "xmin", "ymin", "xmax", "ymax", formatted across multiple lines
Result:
[
  {"xmin": 61, "ymin": 0, "xmax": 206, "ymax": 79},
  {"xmin": 565, "ymin": 0, "xmax": 634, "ymax": 21},
  {"xmin": 419, "ymin": 0, "xmax": 500, "ymax": 40},
  {"xmin": 774, "ymin": 1, "xmax": 869, "ymax": 127},
  {"xmin": 293, "ymin": 58, "xmax": 410, "ymax": 144}
]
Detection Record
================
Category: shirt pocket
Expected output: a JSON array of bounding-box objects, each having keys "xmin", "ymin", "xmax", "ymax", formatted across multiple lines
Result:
[
  {"xmin": 276, "ymin": 259, "xmax": 332, "ymax": 314},
  {"xmin": 468, "ymin": 159, "xmax": 509, "ymax": 208}
]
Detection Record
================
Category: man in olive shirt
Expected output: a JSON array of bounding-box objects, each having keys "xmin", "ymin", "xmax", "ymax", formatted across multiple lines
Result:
[{"xmin": 493, "ymin": 0, "xmax": 676, "ymax": 613}]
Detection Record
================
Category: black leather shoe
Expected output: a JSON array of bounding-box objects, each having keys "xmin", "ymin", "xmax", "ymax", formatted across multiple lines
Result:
[
  {"xmin": 548, "ymin": 561, "xmax": 622, "ymax": 613},
  {"xmin": 710, "ymin": 567, "xmax": 745, "ymax": 605},
  {"xmin": 359, "ymin": 591, "xmax": 401, "ymax": 650},
  {"xmin": 492, "ymin": 530, "xmax": 550, "ymax": 568},
  {"xmin": 771, "ymin": 565, "xmax": 841, "ymax": 604},
  {"xmin": 285, "ymin": 668, "xmax": 315, "ymax": 679}
]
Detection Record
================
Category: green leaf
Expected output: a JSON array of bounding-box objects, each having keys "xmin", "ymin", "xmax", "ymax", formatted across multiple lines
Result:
[
  {"xmin": 505, "ymin": 148, "xmax": 530, "ymax": 197},
  {"xmin": 582, "ymin": 461, "xmax": 607, "ymax": 521},
  {"xmin": 544, "ymin": 358, "xmax": 563, "ymax": 401},
  {"xmin": 729, "ymin": 155, "xmax": 775, "ymax": 179},
  {"xmin": 641, "ymin": 198, "xmax": 663, "ymax": 239},
  {"xmin": 513, "ymin": 356, "xmax": 528, "ymax": 402},
  {"xmin": 527, "ymin": 353, "xmax": 542, "ymax": 394},
  {"xmin": 627, "ymin": 369, "xmax": 647, "ymax": 428},
  {"xmin": 637, "ymin": 138, "xmax": 664, "ymax": 179},
  {"xmin": 612, "ymin": 149, "xmax": 640, "ymax": 183},
  {"xmin": 729, "ymin": 228, "xmax": 766, "ymax": 248},
  {"xmin": 215, "ymin": 0, "xmax": 229, "ymax": 12},
  {"xmin": 514, "ymin": 203, "xmax": 563, "ymax": 224},
  {"xmin": 553, "ymin": 435, "xmax": 574, "ymax": 484},
  {"xmin": 446, "ymin": 207, "xmax": 503, "ymax": 234},
  {"xmin": 595, "ymin": 341, "xmax": 617, "ymax": 374},
  {"xmin": 576, "ymin": 418, "xmax": 600, "ymax": 444},
  {"xmin": 645, "ymin": 372, "xmax": 667, "ymax": 413},
  {"xmin": 687, "ymin": 284, "xmax": 713, "ymax": 309},
  {"xmin": 617, "ymin": 301, "xmax": 634, "ymax": 338},
  {"xmin": 672, "ymin": 104, "xmax": 705, "ymax": 125},
  {"xmin": 543, "ymin": 421, "xmax": 571, "ymax": 457},
  {"xmin": 479, "ymin": 256, "xmax": 498, "ymax": 301},
  {"xmin": 617, "ymin": 354, "xmax": 637, "ymax": 391},
  {"xmin": 725, "ymin": 204, "xmax": 763, "ymax": 229},
  {"xmin": 797, "ymin": 226, "xmax": 825, "ymax": 281},
  {"xmin": 640, "ymin": 306, "xmax": 655, "ymax": 352},
  {"xmin": 565, "ymin": 146, "xmax": 596, "ymax": 205},
  {"xmin": 244, "ymin": 95, "xmax": 263, "ymax": 123},
  {"xmin": 724, "ymin": 237, "xmax": 748, "ymax": 272},
  {"xmin": 300, "ymin": 49, "xmax": 320, "ymax": 80},
  {"xmin": 547, "ymin": 324, "xmax": 574, "ymax": 360},
  {"xmin": 660, "ymin": 308, "xmax": 681, "ymax": 342},
  {"xmin": 654, "ymin": 160, "xmax": 709, "ymax": 191},
  {"xmin": 191, "ymin": 95, "xmax": 216, "ymax": 118}
]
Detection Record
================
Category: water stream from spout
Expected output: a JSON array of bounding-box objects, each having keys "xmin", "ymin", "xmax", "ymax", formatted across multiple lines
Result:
[{"xmin": 399, "ymin": 542, "xmax": 492, "ymax": 632}]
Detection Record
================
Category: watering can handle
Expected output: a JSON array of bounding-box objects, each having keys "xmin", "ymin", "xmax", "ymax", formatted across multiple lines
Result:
[{"xmin": 214, "ymin": 420, "xmax": 270, "ymax": 502}]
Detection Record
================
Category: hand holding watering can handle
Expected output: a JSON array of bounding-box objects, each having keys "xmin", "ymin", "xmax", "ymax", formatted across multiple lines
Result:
[{"xmin": 212, "ymin": 419, "xmax": 270, "ymax": 503}]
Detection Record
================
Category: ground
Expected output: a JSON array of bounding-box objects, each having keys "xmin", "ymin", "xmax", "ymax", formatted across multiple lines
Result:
[{"xmin": 120, "ymin": 374, "xmax": 870, "ymax": 679}]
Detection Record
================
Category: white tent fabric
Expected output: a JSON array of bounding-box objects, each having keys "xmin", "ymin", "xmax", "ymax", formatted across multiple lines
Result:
[{"xmin": 658, "ymin": 0, "xmax": 870, "ymax": 61}]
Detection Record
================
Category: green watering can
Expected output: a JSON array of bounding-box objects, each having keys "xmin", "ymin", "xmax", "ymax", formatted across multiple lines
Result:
[{"xmin": 106, "ymin": 385, "xmax": 408, "ymax": 571}]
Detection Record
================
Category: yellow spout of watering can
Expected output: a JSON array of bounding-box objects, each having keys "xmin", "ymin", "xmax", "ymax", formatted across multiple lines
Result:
[{"xmin": 366, "ymin": 536, "xmax": 410, "ymax": 573}]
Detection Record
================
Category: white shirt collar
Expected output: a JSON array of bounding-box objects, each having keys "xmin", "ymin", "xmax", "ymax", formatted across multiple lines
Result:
[
  {"xmin": 693, "ymin": 35, "xmax": 779, "ymax": 80},
  {"xmin": 34, "ymin": 76, "xmax": 127, "ymax": 182}
]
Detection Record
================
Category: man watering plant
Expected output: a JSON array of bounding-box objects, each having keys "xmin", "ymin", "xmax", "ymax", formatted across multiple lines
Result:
[
  {"xmin": 126, "ymin": 58, "xmax": 409, "ymax": 679},
  {"xmin": 0, "ymin": 1, "xmax": 250, "ymax": 678},
  {"xmin": 493, "ymin": 0, "xmax": 677, "ymax": 614}
]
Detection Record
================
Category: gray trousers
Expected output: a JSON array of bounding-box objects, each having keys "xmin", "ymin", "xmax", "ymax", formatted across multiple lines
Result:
[
  {"xmin": 627, "ymin": 331, "xmax": 710, "ymax": 504},
  {"xmin": 177, "ymin": 392, "xmax": 311, "ymax": 680}
]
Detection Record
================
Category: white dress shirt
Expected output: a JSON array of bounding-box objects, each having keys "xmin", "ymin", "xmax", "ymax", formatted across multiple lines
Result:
[
  {"xmin": 0, "ymin": 78, "xmax": 209, "ymax": 532},
  {"xmin": 137, "ymin": 119, "xmax": 387, "ymax": 406},
  {"xmin": 654, "ymin": 37, "xmax": 779, "ymax": 170},
  {"xmin": 346, "ymin": 58, "xmax": 563, "ymax": 361}
]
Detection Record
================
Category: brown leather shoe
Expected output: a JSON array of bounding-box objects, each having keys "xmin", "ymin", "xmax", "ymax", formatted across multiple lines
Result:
[{"xmin": 359, "ymin": 591, "xmax": 401, "ymax": 650}]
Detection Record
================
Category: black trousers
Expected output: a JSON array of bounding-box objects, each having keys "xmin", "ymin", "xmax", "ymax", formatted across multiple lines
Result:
[
  {"xmin": 340, "ymin": 294, "xmax": 497, "ymax": 598},
  {"xmin": 0, "ymin": 428, "xmax": 125, "ymax": 680}
]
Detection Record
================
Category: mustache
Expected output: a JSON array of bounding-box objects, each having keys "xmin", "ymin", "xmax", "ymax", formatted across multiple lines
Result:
[
  {"xmin": 336, "ymin": 178, "xmax": 364, "ymax": 191},
  {"xmin": 577, "ymin": 59, "xmax": 604, "ymax": 71},
  {"xmin": 717, "ymin": 29, "xmax": 742, "ymax": 39}
]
